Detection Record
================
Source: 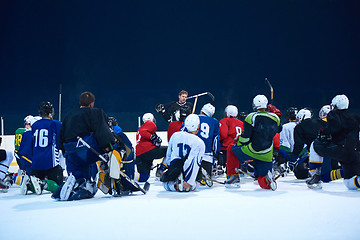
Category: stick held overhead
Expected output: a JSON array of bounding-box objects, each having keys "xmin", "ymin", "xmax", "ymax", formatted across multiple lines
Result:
[
  {"xmin": 265, "ymin": 78, "xmax": 273, "ymax": 103},
  {"xmin": 187, "ymin": 92, "xmax": 215, "ymax": 101}
]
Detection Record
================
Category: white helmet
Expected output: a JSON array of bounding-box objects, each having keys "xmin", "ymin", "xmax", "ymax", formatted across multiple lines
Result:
[
  {"xmin": 296, "ymin": 109, "xmax": 312, "ymax": 122},
  {"xmin": 319, "ymin": 105, "xmax": 331, "ymax": 119},
  {"xmin": 184, "ymin": 114, "xmax": 200, "ymax": 132},
  {"xmin": 30, "ymin": 116, "xmax": 42, "ymax": 126},
  {"xmin": 142, "ymin": 113, "xmax": 155, "ymax": 123},
  {"xmin": 331, "ymin": 94, "xmax": 349, "ymax": 110},
  {"xmin": 252, "ymin": 95, "xmax": 268, "ymax": 110},
  {"xmin": 24, "ymin": 115, "xmax": 34, "ymax": 124},
  {"xmin": 225, "ymin": 105, "xmax": 238, "ymax": 118},
  {"xmin": 201, "ymin": 103, "xmax": 215, "ymax": 117}
]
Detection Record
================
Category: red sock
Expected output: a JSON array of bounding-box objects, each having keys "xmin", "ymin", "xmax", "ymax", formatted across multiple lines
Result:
[
  {"xmin": 257, "ymin": 175, "xmax": 271, "ymax": 189},
  {"xmin": 226, "ymin": 145, "xmax": 239, "ymax": 175}
]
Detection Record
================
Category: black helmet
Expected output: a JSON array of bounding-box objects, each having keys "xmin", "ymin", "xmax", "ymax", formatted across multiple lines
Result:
[
  {"xmin": 38, "ymin": 101, "xmax": 54, "ymax": 116},
  {"xmin": 286, "ymin": 107, "xmax": 298, "ymax": 121}
]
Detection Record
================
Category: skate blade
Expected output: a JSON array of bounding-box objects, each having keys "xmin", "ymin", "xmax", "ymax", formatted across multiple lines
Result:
[{"xmin": 307, "ymin": 183, "xmax": 322, "ymax": 190}]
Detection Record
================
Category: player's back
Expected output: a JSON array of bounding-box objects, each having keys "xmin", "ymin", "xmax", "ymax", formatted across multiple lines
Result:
[
  {"xmin": 31, "ymin": 119, "xmax": 62, "ymax": 170},
  {"xmin": 197, "ymin": 115, "xmax": 220, "ymax": 153},
  {"xmin": 219, "ymin": 117, "xmax": 243, "ymax": 150}
]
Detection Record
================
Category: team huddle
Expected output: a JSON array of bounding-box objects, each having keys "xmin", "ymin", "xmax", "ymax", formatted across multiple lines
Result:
[{"xmin": 0, "ymin": 90, "xmax": 359, "ymax": 200}]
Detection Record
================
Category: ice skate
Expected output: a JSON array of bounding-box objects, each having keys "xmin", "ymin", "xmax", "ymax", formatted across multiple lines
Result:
[
  {"xmin": 306, "ymin": 174, "xmax": 322, "ymax": 189},
  {"xmin": 20, "ymin": 175, "xmax": 30, "ymax": 195},
  {"xmin": 266, "ymin": 171, "xmax": 277, "ymax": 191},
  {"xmin": 225, "ymin": 174, "xmax": 240, "ymax": 188},
  {"xmin": 0, "ymin": 179, "xmax": 9, "ymax": 192},
  {"xmin": 30, "ymin": 176, "xmax": 43, "ymax": 195},
  {"xmin": 272, "ymin": 162, "xmax": 287, "ymax": 179},
  {"xmin": 155, "ymin": 162, "xmax": 167, "ymax": 179},
  {"xmin": 306, "ymin": 167, "xmax": 322, "ymax": 189},
  {"xmin": 0, "ymin": 173, "xmax": 13, "ymax": 192},
  {"xmin": 200, "ymin": 167, "xmax": 213, "ymax": 187}
]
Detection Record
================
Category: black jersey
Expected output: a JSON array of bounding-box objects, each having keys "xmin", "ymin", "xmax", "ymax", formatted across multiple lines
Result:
[
  {"xmin": 293, "ymin": 118, "xmax": 327, "ymax": 156},
  {"xmin": 322, "ymin": 109, "xmax": 360, "ymax": 150},
  {"xmin": 59, "ymin": 107, "xmax": 115, "ymax": 152},
  {"xmin": 161, "ymin": 101, "xmax": 193, "ymax": 123}
]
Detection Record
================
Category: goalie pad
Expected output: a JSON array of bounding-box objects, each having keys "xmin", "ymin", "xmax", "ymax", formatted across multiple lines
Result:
[
  {"xmin": 96, "ymin": 150, "xmax": 123, "ymax": 194},
  {"xmin": 96, "ymin": 161, "xmax": 111, "ymax": 194},
  {"xmin": 109, "ymin": 150, "xmax": 122, "ymax": 180}
]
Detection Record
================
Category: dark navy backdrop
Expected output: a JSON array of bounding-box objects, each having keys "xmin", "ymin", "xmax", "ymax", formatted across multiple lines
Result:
[{"xmin": 1, "ymin": 1, "xmax": 359, "ymax": 134}]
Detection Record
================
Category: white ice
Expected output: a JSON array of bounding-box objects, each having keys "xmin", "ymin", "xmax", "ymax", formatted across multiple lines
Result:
[{"xmin": 1, "ymin": 162, "xmax": 359, "ymax": 240}]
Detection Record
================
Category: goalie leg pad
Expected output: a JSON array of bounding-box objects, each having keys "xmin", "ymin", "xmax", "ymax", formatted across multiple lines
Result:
[
  {"xmin": 60, "ymin": 173, "xmax": 76, "ymax": 201},
  {"xmin": 109, "ymin": 150, "xmax": 122, "ymax": 180},
  {"xmin": 96, "ymin": 161, "xmax": 111, "ymax": 194},
  {"xmin": 68, "ymin": 179, "xmax": 97, "ymax": 201}
]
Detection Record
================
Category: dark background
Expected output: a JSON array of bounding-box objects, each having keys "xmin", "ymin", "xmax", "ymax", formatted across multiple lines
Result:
[{"xmin": 1, "ymin": 1, "xmax": 359, "ymax": 134}]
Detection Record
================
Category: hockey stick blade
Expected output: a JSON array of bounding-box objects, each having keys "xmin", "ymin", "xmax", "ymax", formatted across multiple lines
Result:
[
  {"xmin": 206, "ymin": 92, "xmax": 215, "ymax": 101},
  {"xmin": 265, "ymin": 78, "xmax": 274, "ymax": 102},
  {"xmin": 77, "ymin": 137, "xmax": 149, "ymax": 194}
]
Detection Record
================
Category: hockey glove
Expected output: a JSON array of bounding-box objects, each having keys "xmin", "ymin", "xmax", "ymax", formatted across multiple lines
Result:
[
  {"xmin": 155, "ymin": 104, "xmax": 165, "ymax": 114},
  {"xmin": 150, "ymin": 133, "xmax": 162, "ymax": 147},
  {"xmin": 268, "ymin": 104, "xmax": 282, "ymax": 118}
]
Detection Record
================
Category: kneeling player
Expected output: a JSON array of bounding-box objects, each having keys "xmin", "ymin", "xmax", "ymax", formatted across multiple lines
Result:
[
  {"xmin": 0, "ymin": 137, "xmax": 14, "ymax": 192},
  {"xmin": 160, "ymin": 114, "xmax": 205, "ymax": 192}
]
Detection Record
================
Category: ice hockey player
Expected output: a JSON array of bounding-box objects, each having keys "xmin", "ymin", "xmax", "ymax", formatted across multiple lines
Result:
[
  {"xmin": 219, "ymin": 105, "xmax": 243, "ymax": 171},
  {"xmin": 20, "ymin": 102, "xmax": 63, "ymax": 195},
  {"xmin": 293, "ymin": 106, "xmax": 343, "ymax": 182},
  {"xmin": 135, "ymin": 113, "xmax": 167, "ymax": 182},
  {"xmin": 13, "ymin": 116, "xmax": 35, "ymax": 186},
  {"xmin": 276, "ymin": 107, "xmax": 298, "ymax": 176},
  {"xmin": 167, "ymin": 106, "xmax": 188, "ymax": 141},
  {"xmin": 108, "ymin": 117, "xmax": 135, "ymax": 180},
  {"xmin": 193, "ymin": 103, "xmax": 220, "ymax": 184},
  {"xmin": 225, "ymin": 95, "xmax": 282, "ymax": 190},
  {"xmin": 95, "ymin": 116, "xmax": 141, "ymax": 196},
  {"xmin": 155, "ymin": 90, "xmax": 193, "ymax": 123},
  {"xmin": 14, "ymin": 115, "xmax": 33, "ymax": 171},
  {"xmin": 0, "ymin": 137, "xmax": 14, "ymax": 192},
  {"xmin": 55, "ymin": 91, "xmax": 115, "ymax": 201},
  {"xmin": 267, "ymin": 103, "xmax": 283, "ymax": 176},
  {"xmin": 160, "ymin": 114, "xmax": 205, "ymax": 192},
  {"xmin": 307, "ymin": 95, "xmax": 360, "ymax": 190}
]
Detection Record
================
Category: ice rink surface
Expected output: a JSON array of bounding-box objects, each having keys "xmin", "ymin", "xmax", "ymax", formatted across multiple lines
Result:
[{"xmin": 1, "ymin": 164, "xmax": 360, "ymax": 240}]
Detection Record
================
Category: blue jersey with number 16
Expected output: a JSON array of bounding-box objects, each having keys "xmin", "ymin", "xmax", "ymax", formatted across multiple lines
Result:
[{"xmin": 31, "ymin": 118, "xmax": 62, "ymax": 171}]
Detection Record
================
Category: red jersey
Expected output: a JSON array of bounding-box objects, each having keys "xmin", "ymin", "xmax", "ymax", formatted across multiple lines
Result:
[
  {"xmin": 273, "ymin": 133, "xmax": 280, "ymax": 150},
  {"xmin": 167, "ymin": 121, "xmax": 183, "ymax": 141},
  {"xmin": 136, "ymin": 120, "xmax": 157, "ymax": 156},
  {"xmin": 219, "ymin": 117, "xmax": 243, "ymax": 151}
]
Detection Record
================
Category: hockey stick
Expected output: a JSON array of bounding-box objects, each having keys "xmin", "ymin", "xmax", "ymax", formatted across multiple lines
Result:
[
  {"xmin": 237, "ymin": 166, "xmax": 286, "ymax": 181},
  {"xmin": 200, "ymin": 172, "xmax": 226, "ymax": 185},
  {"xmin": 188, "ymin": 92, "xmax": 215, "ymax": 114},
  {"xmin": 14, "ymin": 150, "xmax": 32, "ymax": 164},
  {"xmin": 236, "ymin": 167, "xmax": 256, "ymax": 179},
  {"xmin": 192, "ymin": 97, "xmax": 198, "ymax": 114},
  {"xmin": 76, "ymin": 137, "xmax": 149, "ymax": 194},
  {"xmin": 187, "ymin": 92, "xmax": 215, "ymax": 101},
  {"xmin": 265, "ymin": 78, "xmax": 273, "ymax": 103}
]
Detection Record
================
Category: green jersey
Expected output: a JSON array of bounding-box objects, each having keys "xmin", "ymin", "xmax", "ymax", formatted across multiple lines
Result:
[
  {"xmin": 14, "ymin": 127, "xmax": 28, "ymax": 151},
  {"xmin": 237, "ymin": 111, "xmax": 282, "ymax": 162}
]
